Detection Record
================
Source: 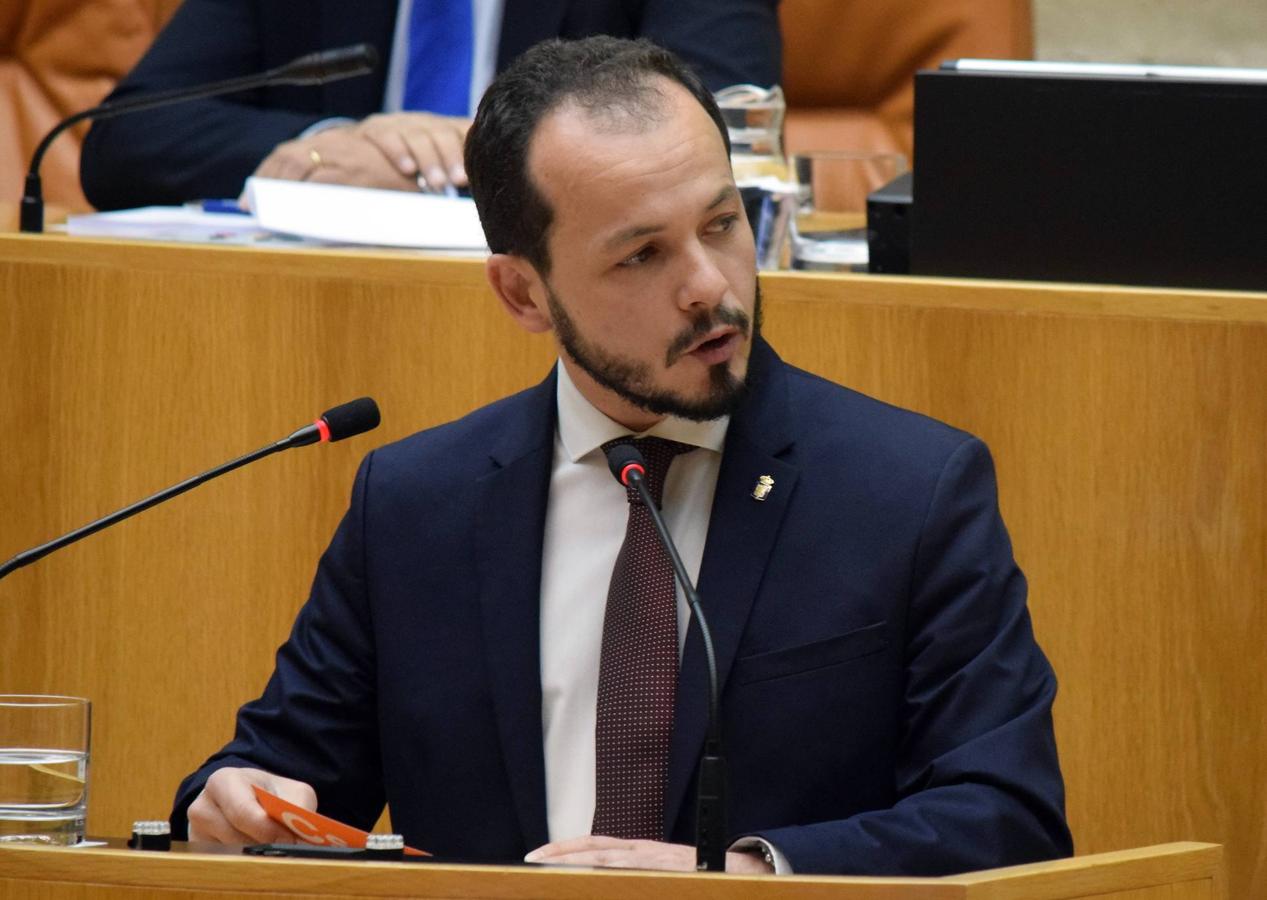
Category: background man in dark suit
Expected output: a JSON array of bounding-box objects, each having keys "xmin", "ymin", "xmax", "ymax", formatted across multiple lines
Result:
[
  {"xmin": 79, "ymin": 0, "xmax": 781, "ymax": 209},
  {"xmin": 172, "ymin": 37, "xmax": 1071, "ymax": 874}
]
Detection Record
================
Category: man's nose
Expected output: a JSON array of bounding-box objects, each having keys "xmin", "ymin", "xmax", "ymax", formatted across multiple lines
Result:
[{"xmin": 676, "ymin": 241, "xmax": 730, "ymax": 311}]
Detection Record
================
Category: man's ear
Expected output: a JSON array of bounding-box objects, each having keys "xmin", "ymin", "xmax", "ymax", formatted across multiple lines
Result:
[{"xmin": 486, "ymin": 254, "xmax": 552, "ymax": 334}]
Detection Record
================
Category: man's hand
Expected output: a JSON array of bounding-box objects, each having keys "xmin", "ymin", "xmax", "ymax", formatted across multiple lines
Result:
[
  {"xmin": 186, "ymin": 767, "xmax": 316, "ymax": 844},
  {"xmin": 248, "ymin": 113, "xmax": 471, "ymax": 197},
  {"xmin": 355, "ymin": 112, "xmax": 471, "ymax": 192},
  {"xmin": 251, "ymin": 126, "xmax": 417, "ymax": 193},
  {"xmin": 523, "ymin": 835, "xmax": 774, "ymax": 874}
]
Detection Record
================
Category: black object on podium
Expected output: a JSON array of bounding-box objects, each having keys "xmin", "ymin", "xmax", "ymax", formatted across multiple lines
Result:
[{"xmin": 911, "ymin": 62, "xmax": 1267, "ymax": 291}]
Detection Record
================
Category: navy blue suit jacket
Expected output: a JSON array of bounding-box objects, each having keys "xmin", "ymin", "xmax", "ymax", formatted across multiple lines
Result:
[
  {"xmin": 172, "ymin": 339, "xmax": 1071, "ymax": 874},
  {"xmin": 80, "ymin": 0, "xmax": 782, "ymax": 209}
]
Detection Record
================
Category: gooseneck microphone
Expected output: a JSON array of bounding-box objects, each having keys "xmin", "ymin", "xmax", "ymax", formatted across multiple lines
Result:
[
  {"xmin": 603, "ymin": 443, "xmax": 729, "ymax": 872},
  {"xmin": 19, "ymin": 43, "xmax": 380, "ymax": 233},
  {"xmin": 0, "ymin": 398, "xmax": 380, "ymax": 581}
]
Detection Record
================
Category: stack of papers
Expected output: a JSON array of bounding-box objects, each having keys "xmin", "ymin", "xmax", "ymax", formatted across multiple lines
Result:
[
  {"xmin": 66, "ymin": 206, "xmax": 277, "ymax": 244},
  {"xmin": 246, "ymin": 177, "xmax": 488, "ymax": 250},
  {"xmin": 66, "ymin": 178, "xmax": 490, "ymax": 252}
]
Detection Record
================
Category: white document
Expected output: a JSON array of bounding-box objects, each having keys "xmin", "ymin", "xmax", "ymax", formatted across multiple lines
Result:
[
  {"xmin": 245, "ymin": 177, "xmax": 489, "ymax": 250},
  {"xmin": 66, "ymin": 206, "xmax": 269, "ymax": 243}
]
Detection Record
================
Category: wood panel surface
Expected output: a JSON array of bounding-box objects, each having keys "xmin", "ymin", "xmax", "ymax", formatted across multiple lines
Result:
[
  {"xmin": 0, "ymin": 840, "xmax": 1225, "ymax": 900},
  {"xmin": 0, "ymin": 235, "xmax": 1263, "ymax": 895}
]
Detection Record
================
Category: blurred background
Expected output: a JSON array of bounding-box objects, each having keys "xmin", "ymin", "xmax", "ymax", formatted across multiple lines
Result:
[{"xmin": 4, "ymin": 0, "xmax": 1265, "ymax": 220}]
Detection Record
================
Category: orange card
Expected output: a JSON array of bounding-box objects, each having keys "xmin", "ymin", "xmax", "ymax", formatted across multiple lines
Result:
[{"xmin": 252, "ymin": 785, "xmax": 429, "ymax": 856}]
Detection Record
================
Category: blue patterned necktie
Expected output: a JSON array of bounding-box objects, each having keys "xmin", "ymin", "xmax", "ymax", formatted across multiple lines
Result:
[{"xmin": 403, "ymin": 0, "xmax": 474, "ymax": 116}]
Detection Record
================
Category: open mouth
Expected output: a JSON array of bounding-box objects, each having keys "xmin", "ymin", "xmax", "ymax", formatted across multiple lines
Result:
[
  {"xmin": 696, "ymin": 334, "xmax": 733, "ymax": 353},
  {"xmin": 688, "ymin": 331, "xmax": 740, "ymax": 366}
]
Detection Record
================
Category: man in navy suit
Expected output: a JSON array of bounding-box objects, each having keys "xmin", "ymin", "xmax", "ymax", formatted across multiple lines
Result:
[
  {"xmin": 172, "ymin": 37, "xmax": 1072, "ymax": 874},
  {"xmin": 80, "ymin": 0, "xmax": 781, "ymax": 210}
]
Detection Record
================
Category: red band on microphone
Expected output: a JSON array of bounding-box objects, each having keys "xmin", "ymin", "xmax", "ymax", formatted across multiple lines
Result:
[
  {"xmin": 619, "ymin": 462, "xmax": 645, "ymax": 487},
  {"xmin": 315, "ymin": 418, "xmax": 332, "ymax": 443}
]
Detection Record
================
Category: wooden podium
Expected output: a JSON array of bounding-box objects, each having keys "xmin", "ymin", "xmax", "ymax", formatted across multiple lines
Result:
[
  {"xmin": 0, "ymin": 840, "xmax": 1225, "ymax": 900},
  {"xmin": 2, "ymin": 236, "xmax": 1264, "ymax": 895}
]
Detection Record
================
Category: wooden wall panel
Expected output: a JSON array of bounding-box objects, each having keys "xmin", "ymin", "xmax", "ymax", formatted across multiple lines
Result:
[{"xmin": 0, "ymin": 236, "xmax": 1262, "ymax": 896}]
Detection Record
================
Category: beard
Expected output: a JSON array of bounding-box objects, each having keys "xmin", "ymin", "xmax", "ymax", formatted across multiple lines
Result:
[{"xmin": 545, "ymin": 280, "xmax": 762, "ymax": 422}]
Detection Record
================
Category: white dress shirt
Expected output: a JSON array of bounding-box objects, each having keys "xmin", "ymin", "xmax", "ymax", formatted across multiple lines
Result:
[{"xmin": 538, "ymin": 361, "xmax": 728, "ymax": 842}]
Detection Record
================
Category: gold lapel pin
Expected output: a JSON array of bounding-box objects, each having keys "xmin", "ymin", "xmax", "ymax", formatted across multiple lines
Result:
[{"xmin": 751, "ymin": 475, "xmax": 775, "ymax": 501}]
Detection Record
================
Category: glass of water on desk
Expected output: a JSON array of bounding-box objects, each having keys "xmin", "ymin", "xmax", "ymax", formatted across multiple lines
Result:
[
  {"xmin": 0, "ymin": 695, "xmax": 90, "ymax": 845},
  {"xmin": 789, "ymin": 152, "xmax": 908, "ymax": 272}
]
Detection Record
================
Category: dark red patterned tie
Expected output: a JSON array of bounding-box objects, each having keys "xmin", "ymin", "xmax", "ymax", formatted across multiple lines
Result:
[{"xmin": 592, "ymin": 436, "xmax": 694, "ymax": 840}]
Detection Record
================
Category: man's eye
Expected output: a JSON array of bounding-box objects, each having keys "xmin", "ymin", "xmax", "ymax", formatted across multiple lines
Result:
[
  {"xmin": 708, "ymin": 214, "xmax": 739, "ymax": 234},
  {"xmin": 618, "ymin": 245, "xmax": 656, "ymax": 267}
]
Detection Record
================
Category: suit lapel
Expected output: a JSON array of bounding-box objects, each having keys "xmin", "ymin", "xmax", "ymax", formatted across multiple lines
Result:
[
  {"xmin": 665, "ymin": 339, "xmax": 800, "ymax": 835},
  {"xmin": 473, "ymin": 371, "xmax": 558, "ymax": 851}
]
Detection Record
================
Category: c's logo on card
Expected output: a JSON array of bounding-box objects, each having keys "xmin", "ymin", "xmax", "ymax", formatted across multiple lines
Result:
[
  {"xmin": 280, "ymin": 810, "xmax": 349, "ymax": 847},
  {"xmin": 253, "ymin": 784, "xmax": 426, "ymax": 855}
]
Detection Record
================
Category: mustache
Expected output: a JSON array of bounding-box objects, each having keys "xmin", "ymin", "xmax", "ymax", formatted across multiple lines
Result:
[{"xmin": 665, "ymin": 306, "xmax": 751, "ymax": 367}]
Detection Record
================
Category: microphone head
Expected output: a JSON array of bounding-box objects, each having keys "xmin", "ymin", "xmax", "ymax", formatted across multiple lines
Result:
[
  {"xmin": 276, "ymin": 44, "xmax": 379, "ymax": 85},
  {"xmin": 603, "ymin": 442, "xmax": 646, "ymax": 487},
  {"xmin": 320, "ymin": 397, "xmax": 381, "ymax": 442}
]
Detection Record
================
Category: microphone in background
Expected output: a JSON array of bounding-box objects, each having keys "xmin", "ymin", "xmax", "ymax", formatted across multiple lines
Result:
[
  {"xmin": 19, "ymin": 43, "xmax": 380, "ymax": 234},
  {"xmin": 0, "ymin": 398, "xmax": 381, "ymax": 582},
  {"xmin": 603, "ymin": 443, "xmax": 729, "ymax": 872}
]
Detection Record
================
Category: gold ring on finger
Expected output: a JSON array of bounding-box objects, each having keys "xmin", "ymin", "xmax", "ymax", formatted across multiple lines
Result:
[{"xmin": 309, "ymin": 149, "xmax": 323, "ymax": 168}]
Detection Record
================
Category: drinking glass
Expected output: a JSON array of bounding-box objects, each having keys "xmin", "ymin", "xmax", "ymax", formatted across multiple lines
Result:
[
  {"xmin": 0, "ymin": 695, "xmax": 91, "ymax": 845},
  {"xmin": 789, "ymin": 152, "xmax": 908, "ymax": 271},
  {"xmin": 717, "ymin": 84, "xmax": 794, "ymax": 270},
  {"xmin": 715, "ymin": 84, "xmax": 787, "ymax": 181}
]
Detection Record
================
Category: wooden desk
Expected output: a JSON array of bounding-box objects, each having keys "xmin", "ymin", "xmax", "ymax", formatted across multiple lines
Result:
[
  {"xmin": 0, "ymin": 840, "xmax": 1226, "ymax": 900},
  {"xmin": 1, "ymin": 235, "xmax": 1263, "ymax": 895}
]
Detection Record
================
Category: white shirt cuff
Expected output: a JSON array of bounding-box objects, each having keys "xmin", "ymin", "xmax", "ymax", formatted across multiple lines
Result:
[{"xmin": 728, "ymin": 835, "xmax": 792, "ymax": 874}]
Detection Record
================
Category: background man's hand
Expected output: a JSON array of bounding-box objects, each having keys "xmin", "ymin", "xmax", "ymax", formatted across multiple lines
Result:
[
  {"xmin": 249, "ymin": 113, "xmax": 471, "ymax": 196},
  {"xmin": 355, "ymin": 112, "xmax": 471, "ymax": 192},
  {"xmin": 524, "ymin": 835, "xmax": 774, "ymax": 874},
  {"xmin": 186, "ymin": 767, "xmax": 316, "ymax": 844},
  {"xmin": 252, "ymin": 126, "xmax": 416, "ymax": 193}
]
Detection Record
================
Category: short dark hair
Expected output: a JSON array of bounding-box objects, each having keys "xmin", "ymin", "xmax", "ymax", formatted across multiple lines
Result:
[{"xmin": 464, "ymin": 36, "xmax": 731, "ymax": 276}]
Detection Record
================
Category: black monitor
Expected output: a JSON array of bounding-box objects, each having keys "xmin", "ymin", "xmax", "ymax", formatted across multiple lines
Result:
[{"xmin": 910, "ymin": 61, "xmax": 1267, "ymax": 291}]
